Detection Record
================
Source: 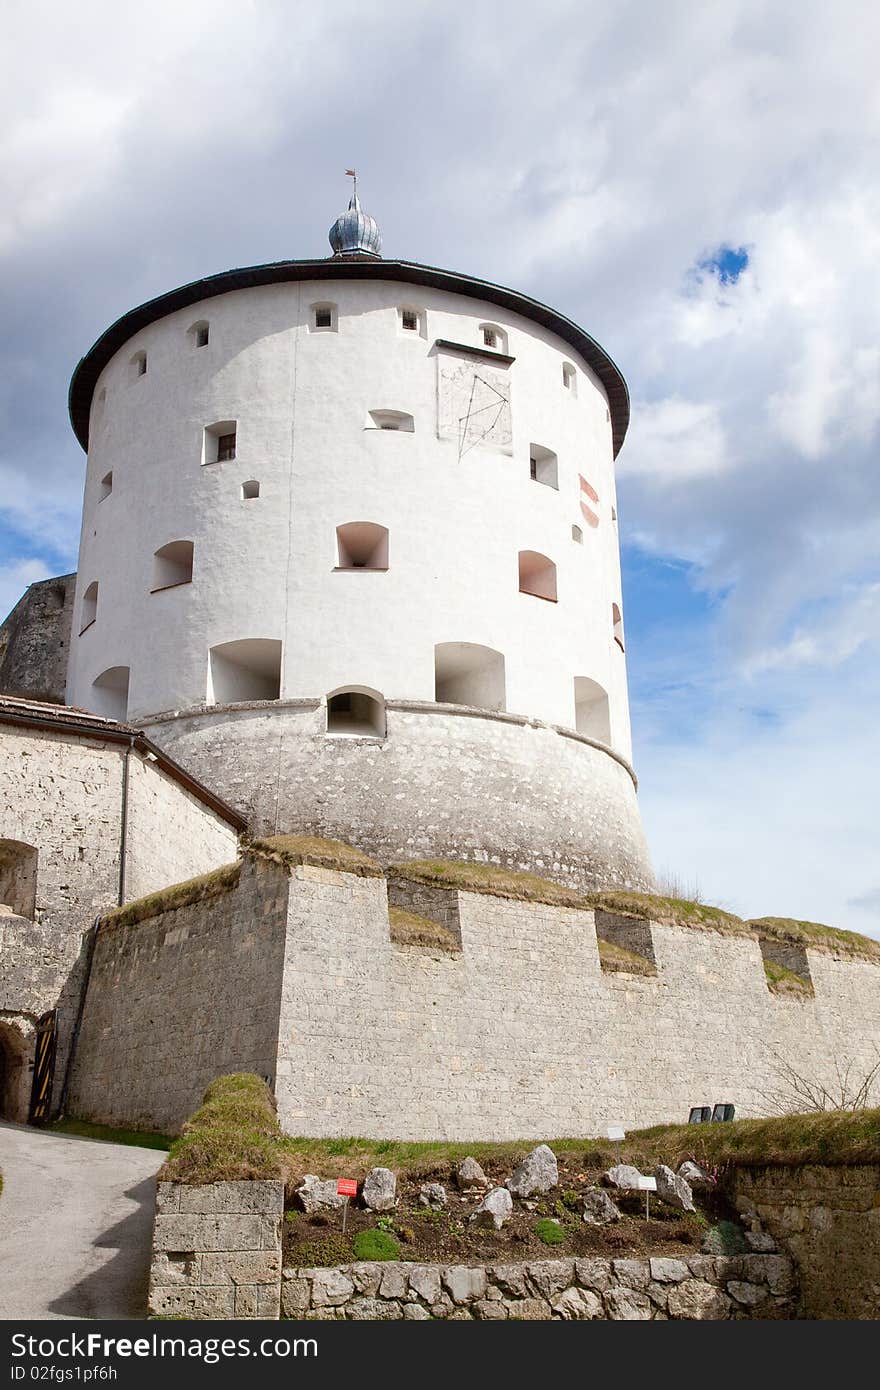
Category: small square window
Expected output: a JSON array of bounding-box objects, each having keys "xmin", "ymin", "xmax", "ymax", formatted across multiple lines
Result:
[
  {"xmin": 217, "ymin": 432, "xmax": 236, "ymax": 462},
  {"xmin": 312, "ymin": 303, "xmax": 337, "ymax": 331},
  {"xmin": 402, "ymin": 310, "xmax": 418, "ymax": 331},
  {"xmin": 315, "ymin": 309, "xmax": 332, "ymax": 329}
]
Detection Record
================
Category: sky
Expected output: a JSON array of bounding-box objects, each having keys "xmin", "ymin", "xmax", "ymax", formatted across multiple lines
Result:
[{"xmin": 1, "ymin": 0, "xmax": 878, "ymax": 935}]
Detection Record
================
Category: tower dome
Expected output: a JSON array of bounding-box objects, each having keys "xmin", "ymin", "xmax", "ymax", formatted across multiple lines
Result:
[{"xmin": 328, "ymin": 183, "xmax": 382, "ymax": 258}]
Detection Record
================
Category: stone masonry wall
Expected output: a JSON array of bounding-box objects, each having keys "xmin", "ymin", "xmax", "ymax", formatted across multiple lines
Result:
[
  {"xmin": 66, "ymin": 863, "xmax": 880, "ymax": 1141},
  {"xmin": 144, "ymin": 701, "xmax": 653, "ymax": 892},
  {"xmin": 68, "ymin": 859, "xmax": 289, "ymax": 1134},
  {"xmin": 0, "ymin": 574, "xmax": 75, "ymax": 704},
  {"xmin": 280, "ymin": 1252, "xmax": 796, "ymax": 1320},
  {"xmin": 733, "ymin": 1164, "xmax": 880, "ymax": 1320},
  {"xmin": 150, "ymin": 1180, "xmax": 283, "ymax": 1319}
]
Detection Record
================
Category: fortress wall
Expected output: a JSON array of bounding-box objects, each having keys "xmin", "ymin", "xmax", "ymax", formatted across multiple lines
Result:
[
  {"xmin": 65, "ymin": 865, "xmax": 880, "ymax": 1139},
  {"xmin": 123, "ymin": 753, "xmax": 240, "ymax": 902},
  {"xmin": 0, "ymin": 574, "xmax": 75, "ymax": 704},
  {"xmin": 144, "ymin": 702, "xmax": 653, "ymax": 892},
  {"xmin": 68, "ymin": 860, "xmax": 290, "ymax": 1134}
]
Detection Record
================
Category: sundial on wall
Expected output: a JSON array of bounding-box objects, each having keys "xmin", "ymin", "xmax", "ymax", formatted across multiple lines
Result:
[{"xmin": 436, "ymin": 348, "xmax": 513, "ymax": 458}]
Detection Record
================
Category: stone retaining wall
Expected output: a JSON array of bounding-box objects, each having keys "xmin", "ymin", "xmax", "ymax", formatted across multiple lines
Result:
[
  {"xmin": 733, "ymin": 1164, "xmax": 880, "ymax": 1320},
  {"xmin": 280, "ymin": 1253, "xmax": 796, "ymax": 1320},
  {"xmin": 149, "ymin": 1180, "xmax": 284, "ymax": 1319}
]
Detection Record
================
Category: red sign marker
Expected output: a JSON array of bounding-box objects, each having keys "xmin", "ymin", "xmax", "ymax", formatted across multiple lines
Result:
[{"xmin": 337, "ymin": 1178, "xmax": 358, "ymax": 1197}]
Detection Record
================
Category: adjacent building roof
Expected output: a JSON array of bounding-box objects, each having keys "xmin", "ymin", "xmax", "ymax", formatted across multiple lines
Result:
[
  {"xmin": 68, "ymin": 257, "xmax": 630, "ymax": 457},
  {"xmin": 0, "ymin": 694, "xmax": 248, "ymax": 831}
]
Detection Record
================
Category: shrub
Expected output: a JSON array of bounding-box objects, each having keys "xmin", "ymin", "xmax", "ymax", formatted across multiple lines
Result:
[
  {"xmin": 353, "ymin": 1228, "xmax": 401, "ymax": 1261},
  {"xmin": 534, "ymin": 1218, "xmax": 565, "ymax": 1246}
]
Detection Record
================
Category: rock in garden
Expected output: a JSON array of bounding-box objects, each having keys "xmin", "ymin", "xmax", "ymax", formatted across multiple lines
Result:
[
  {"xmin": 654, "ymin": 1164, "xmax": 695, "ymax": 1212},
  {"xmin": 602, "ymin": 1163, "xmax": 643, "ymax": 1191},
  {"xmin": 678, "ymin": 1160, "xmax": 712, "ymax": 1188},
  {"xmin": 294, "ymin": 1174, "xmax": 346, "ymax": 1214},
  {"xmin": 469, "ymin": 1187, "xmax": 514, "ymax": 1230},
  {"xmin": 419, "ymin": 1182, "xmax": 447, "ymax": 1210},
  {"xmin": 362, "ymin": 1167, "xmax": 397, "ymax": 1211},
  {"xmin": 456, "ymin": 1157, "xmax": 489, "ymax": 1192},
  {"xmin": 582, "ymin": 1186, "xmax": 621, "ymax": 1225},
  {"xmin": 506, "ymin": 1144, "xmax": 558, "ymax": 1198}
]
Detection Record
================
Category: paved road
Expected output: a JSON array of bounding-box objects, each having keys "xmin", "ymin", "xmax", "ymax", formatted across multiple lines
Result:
[{"xmin": 0, "ymin": 1122, "xmax": 165, "ymax": 1320}]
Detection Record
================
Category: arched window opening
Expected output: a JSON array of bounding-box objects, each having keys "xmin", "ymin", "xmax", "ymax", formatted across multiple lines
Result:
[
  {"xmin": 0, "ymin": 1022, "xmax": 32, "ymax": 1123},
  {"xmin": 203, "ymin": 421, "xmax": 237, "ymax": 465},
  {"xmin": 130, "ymin": 350, "xmax": 147, "ymax": 379},
  {"xmin": 311, "ymin": 302, "xmax": 337, "ymax": 332},
  {"xmin": 574, "ymin": 677, "xmax": 611, "ymax": 744},
  {"xmin": 80, "ymin": 581, "xmax": 98, "ymax": 634},
  {"xmin": 152, "ymin": 541, "xmax": 194, "ymax": 592},
  {"xmin": 335, "ymin": 523, "xmax": 389, "ymax": 570},
  {"xmin": 326, "ymin": 687, "xmax": 386, "ymax": 738},
  {"xmin": 434, "ymin": 643, "xmax": 506, "ymax": 712},
  {"xmin": 529, "ymin": 444, "xmax": 558, "ymax": 489},
  {"xmin": 518, "ymin": 551, "xmax": 557, "ymax": 602},
  {"xmin": 190, "ymin": 320, "xmax": 209, "ymax": 348},
  {"xmin": 571, "ymin": 524, "xmax": 583, "ymax": 544},
  {"xmin": 562, "ymin": 362, "xmax": 577, "ymax": 393},
  {"xmin": 479, "ymin": 322, "xmax": 508, "ymax": 353},
  {"xmin": 367, "ymin": 409, "xmax": 414, "ymax": 432},
  {"xmin": 241, "ymin": 480, "xmax": 260, "ymax": 500},
  {"xmin": 99, "ymin": 471, "xmax": 113, "ymax": 501},
  {"xmin": 91, "ymin": 666, "xmax": 130, "ymax": 722},
  {"xmin": 208, "ymin": 639, "xmax": 282, "ymax": 705},
  {"xmin": 0, "ymin": 839, "xmax": 38, "ymax": 919},
  {"xmin": 612, "ymin": 602, "xmax": 625, "ymax": 650}
]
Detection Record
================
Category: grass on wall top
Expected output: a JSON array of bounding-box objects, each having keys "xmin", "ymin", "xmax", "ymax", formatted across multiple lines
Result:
[
  {"xmin": 99, "ymin": 862, "xmax": 241, "ymax": 931},
  {"xmin": 161, "ymin": 1075, "xmax": 880, "ymax": 1185},
  {"xmin": 387, "ymin": 859, "xmax": 586, "ymax": 908},
  {"xmin": 245, "ymin": 834, "xmax": 383, "ymax": 877},
  {"xmin": 763, "ymin": 958, "xmax": 815, "ymax": 998},
  {"xmin": 597, "ymin": 937, "xmax": 657, "ymax": 976},
  {"xmin": 388, "ymin": 906, "xmax": 461, "ymax": 952},
  {"xmin": 751, "ymin": 916, "xmax": 880, "ymax": 964}
]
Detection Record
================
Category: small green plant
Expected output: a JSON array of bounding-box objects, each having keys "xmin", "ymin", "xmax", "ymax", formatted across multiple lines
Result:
[
  {"xmin": 376, "ymin": 1214, "xmax": 396, "ymax": 1232},
  {"xmin": 534, "ymin": 1218, "xmax": 565, "ymax": 1246},
  {"xmin": 353, "ymin": 1228, "xmax": 401, "ymax": 1261},
  {"xmin": 284, "ymin": 1210, "xmax": 298, "ymax": 1223},
  {"xmin": 560, "ymin": 1189, "xmax": 581, "ymax": 1211}
]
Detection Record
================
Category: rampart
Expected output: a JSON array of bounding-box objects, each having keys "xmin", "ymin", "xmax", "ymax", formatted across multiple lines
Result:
[{"xmin": 67, "ymin": 850, "xmax": 880, "ymax": 1139}]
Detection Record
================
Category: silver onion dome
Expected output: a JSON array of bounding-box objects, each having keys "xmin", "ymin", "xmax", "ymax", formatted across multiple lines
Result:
[{"xmin": 328, "ymin": 189, "xmax": 382, "ymax": 258}]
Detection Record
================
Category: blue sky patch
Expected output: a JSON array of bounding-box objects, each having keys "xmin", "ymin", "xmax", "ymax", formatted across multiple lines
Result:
[{"xmin": 698, "ymin": 244, "xmax": 750, "ymax": 284}]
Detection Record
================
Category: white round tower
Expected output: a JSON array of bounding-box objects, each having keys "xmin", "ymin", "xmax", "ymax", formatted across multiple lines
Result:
[{"xmin": 66, "ymin": 191, "xmax": 653, "ymax": 890}]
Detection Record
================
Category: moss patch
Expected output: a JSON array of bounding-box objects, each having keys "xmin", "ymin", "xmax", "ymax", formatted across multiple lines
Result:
[
  {"xmin": 387, "ymin": 859, "xmax": 586, "ymax": 908},
  {"xmin": 160, "ymin": 1073, "xmax": 289, "ymax": 1184},
  {"xmin": 389, "ymin": 906, "xmax": 461, "ymax": 952},
  {"xmin": 534, "ymin": 1218, "xmax": 566, "ymax": 1245},
  {"xmin": 764, "ymin": 958, "xmax": 815, "ymax": 998},
  {"xmin": 587, "ymin": 890, "xmax": 748, "ymax": 937},
  {"xmin": 598, "ymin": 938, "xmax": 656, "ymax": 976},
  {"xmin": 751, "ymin": 916, "xmax": 880, "ymax": 963},
  {"xmin": 352, "ymin": 1228, "xmax": 401, "ymax": 1261},
  {"xmin": 245, "ymin": 834, "xmax": 383, "ymax": 878},
  {"xmin": 50, "ymin": 1118, "xmax": 172, "ymax": 1150},
  {"xmin": 100, "ymin": 862, "xmax": 241, "ymax": 931}
]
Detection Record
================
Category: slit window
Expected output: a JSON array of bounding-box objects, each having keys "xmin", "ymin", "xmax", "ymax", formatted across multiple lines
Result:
[
  {"xmin": 368, "ymin": 409, "xmax": 414, "ymax": 432},
  {"xmin": 518, "ymin": 551, "xmax": 557, "ymax": 602},
  {"xmin": 529, "ymin": 444, "xmax": 558, "ymax": 489},
  {"xmin": 434, "ymin": 642, "xmax": 506, "ymax": 711},
  {"xmin": 562, "ymin": 362, "xmax": 577, "ymax": 393},
  {"xmin": 574, "ymin": 676, "xmax": 611, "ymax": 743},
  {"xmin": 311, "ymin": 302, "xmax": 337, "ymax": 332},
  {"xmin": 80, "ymin": 581, "xmax": 98, "ymax": 633},
  {"xmin": 612, "ymin": 602, "xmax": 624, "ymax": 650},
  {"xmin": 91, "ymin": 666, "xmax": 130, "ymax": 722},
  {"xmin": 572, "ymin": 524, "xmax": 583, "ymax": 544},
  {"xmin": 208, "ymin": 639, "xmax": 282, "ymax": 704},
  {"xmin": 99, "ymin": 471, "xmax": 113, "ymax": 501},
  {"xmin": 130, "ymin": 350, "xmax": 147, "ymax": 379},
  {"xmin": 152, "ymin": 541, "xmax": 194, "ymax": 591},
  {"xmin": 326, "ymin": 688, "xmax": 386, "ymax": 737},
  {"xmin": 203, "ymin": 421, "xmax": 238, "ymax": 465},
  {"xmin": 335, "ymin": 522, "xmax": 389, "ymax": 569}
]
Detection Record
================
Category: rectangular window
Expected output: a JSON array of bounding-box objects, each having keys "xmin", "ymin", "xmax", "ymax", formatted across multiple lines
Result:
[
  {"xmin": 196, "ymin": 325, "xmax": 209, "ymax": 347},
  {"xmin": 217, "ymin": 432, "xmax": 236, "ymax": 461},
  {"xmin": 529, "ymin": 456, "xmax": 538, "ymax": 481},
  {"xmin": 483, "ymin": 328, "xmax": 497, "ymax": 347},
  {"xmin": 314, "ymin": 308, "xmax": 332, "ymax": 329},
  {"xmin": 402, "ymin": 310, "xmax": 418, "ymax": 331}
]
